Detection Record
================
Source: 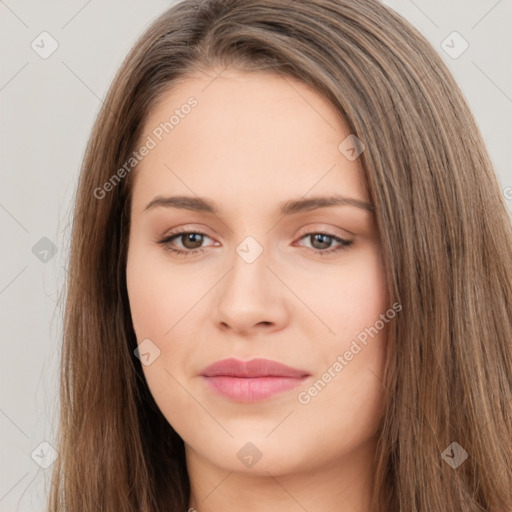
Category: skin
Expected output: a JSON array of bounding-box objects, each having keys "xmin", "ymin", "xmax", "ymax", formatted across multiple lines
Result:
[{"xmin": 126, "ymin": 67, "xmax": 390, "ymax": 512}]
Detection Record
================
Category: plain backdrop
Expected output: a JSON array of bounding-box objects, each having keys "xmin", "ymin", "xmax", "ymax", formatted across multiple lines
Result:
[{"xmin": 1, "ymin": 1, "xmax": 511, "ymax": 510}]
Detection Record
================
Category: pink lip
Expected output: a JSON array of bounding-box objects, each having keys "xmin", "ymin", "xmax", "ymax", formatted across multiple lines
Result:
[{"xmin": 200, "ymin": 358, "xmax": 310, "ymax": 402}]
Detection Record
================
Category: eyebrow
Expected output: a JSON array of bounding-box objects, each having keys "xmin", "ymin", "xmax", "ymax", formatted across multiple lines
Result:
[{"xmin": 143, "ymin": 194, "xmax": 375, "ymax": 215}]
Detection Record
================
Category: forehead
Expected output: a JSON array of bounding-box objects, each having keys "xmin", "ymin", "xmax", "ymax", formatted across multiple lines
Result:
[{"xmin": 131, "ymin": 68, "xmax": 369, "ymax": 213}]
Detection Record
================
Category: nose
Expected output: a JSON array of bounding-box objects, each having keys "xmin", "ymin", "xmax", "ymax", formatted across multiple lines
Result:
[{"xmin": 214, "ymin": 243, "xmax": 290, "ymax": 336}]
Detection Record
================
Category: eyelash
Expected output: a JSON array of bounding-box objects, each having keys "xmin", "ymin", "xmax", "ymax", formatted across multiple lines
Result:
[{"xmin": 155, "ymin": 228, "xmax": 354, "ymax": 257}]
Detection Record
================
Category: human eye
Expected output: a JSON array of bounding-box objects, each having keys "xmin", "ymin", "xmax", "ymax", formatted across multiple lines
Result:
[
  {"xmin": 295, "ymin": 231, "xmax": 354, "ymax": 255},
  {"xmin": 155, "ymin": 228, "xmax": 217, "ymax": 257},
  {"xmin": 155, "ymin": 228, "xmax": 354, "ymax": 258}
]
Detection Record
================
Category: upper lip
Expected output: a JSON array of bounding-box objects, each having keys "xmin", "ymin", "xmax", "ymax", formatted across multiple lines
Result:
[{"xmin": 200, "ymin": 358, "xmax": 310, "ymax": 378}]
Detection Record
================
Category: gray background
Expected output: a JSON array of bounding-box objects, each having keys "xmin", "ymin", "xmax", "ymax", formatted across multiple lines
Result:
[{"xmin": 1, "ymin": 1, "xmax": 511, "ymax": 510}]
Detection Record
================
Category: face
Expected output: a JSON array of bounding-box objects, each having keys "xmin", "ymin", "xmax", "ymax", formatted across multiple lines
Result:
[{"xmin": 126, "ymin": 67, "xmax": 390, "ymax": 477}]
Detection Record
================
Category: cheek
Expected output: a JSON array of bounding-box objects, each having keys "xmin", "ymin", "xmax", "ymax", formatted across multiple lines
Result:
[
  {"xmin": 296, "ymin": 245, "xmax": 389, "ymax": 342},
  {"xmin": 126, "ymin": 244, "xmax": 209, "ymax": 341},
  {"xmin": 126, "ymin": 247, "xmax": 201, "ymax": 442},
  {"xmin": 294, "ymin": 247, "xmax": 389, "ymax": 419}
]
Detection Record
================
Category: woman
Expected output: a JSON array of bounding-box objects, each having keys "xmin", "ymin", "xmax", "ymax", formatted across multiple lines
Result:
[{"xmin": 49, "ymin": 0, "xmax": 512, "ymax": 510}]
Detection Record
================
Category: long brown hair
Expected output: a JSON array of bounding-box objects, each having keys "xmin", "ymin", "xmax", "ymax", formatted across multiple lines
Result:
[{"xmin": 49, "ymin": 0, "xmax": 512, "ymax": 510}]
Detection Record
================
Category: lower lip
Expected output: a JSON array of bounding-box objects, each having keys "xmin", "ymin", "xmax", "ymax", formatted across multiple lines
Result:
[{"xmin": 202, "ymin": 375, "xmax": 308, "ymax": 402}]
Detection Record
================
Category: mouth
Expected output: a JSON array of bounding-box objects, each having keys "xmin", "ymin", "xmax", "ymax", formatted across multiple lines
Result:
[{"xmin": 200, "ymin": 357, "xmax": 310, "ymax": 402}]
